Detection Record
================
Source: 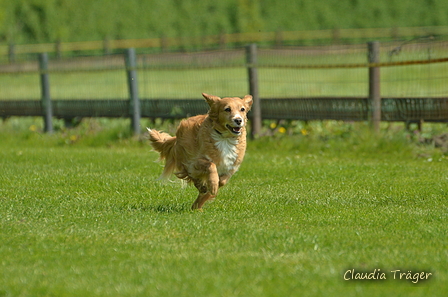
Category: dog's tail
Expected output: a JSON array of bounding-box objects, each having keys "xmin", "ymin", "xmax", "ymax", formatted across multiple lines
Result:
[{"xmin": 147, "ymin": 128, "xmax": 177, "ymax": 180}]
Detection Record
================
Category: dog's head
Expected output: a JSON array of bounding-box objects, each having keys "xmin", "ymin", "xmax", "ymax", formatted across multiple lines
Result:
[{"xmin": 202, "ymin": 93, "xmax": 253, "ymax": 136}]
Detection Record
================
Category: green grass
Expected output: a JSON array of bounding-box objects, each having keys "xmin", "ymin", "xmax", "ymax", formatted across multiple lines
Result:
[{"xmin": 0, "ymin": 119, "xmax": 447, "ymax": 296}]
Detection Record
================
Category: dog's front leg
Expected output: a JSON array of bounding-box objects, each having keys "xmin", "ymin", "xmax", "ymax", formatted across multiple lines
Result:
[
  {"xmin": 192, "ymin": 192, "xmax": 214, "ymax": 210},
  {"xmin": 191, "ymin": 159, "xmax": 219, "ymax": 210}
]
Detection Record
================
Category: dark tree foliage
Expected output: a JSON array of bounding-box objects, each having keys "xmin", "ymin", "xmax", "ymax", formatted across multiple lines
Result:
[{"xmin": 1, "ymin": 0, "xmax": 447, "ymax": 44}]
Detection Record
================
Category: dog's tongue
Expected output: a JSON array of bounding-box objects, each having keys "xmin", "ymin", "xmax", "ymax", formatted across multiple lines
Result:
[{"xmin": 232, "ymin": 127, "xmax": 241, "ymax": 133}]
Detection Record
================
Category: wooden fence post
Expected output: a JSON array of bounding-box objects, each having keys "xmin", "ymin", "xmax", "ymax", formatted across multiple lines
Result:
[
  {"xmin": 8, "ymin": 43, "xmax": 15, "ymax": 63},
  {"xmin": 368, "ymin": 41, "xmax": 381, "ymax": 133},
  {"xmin": 39, "ymin": 53, "xmax": 53, "ymax": 133},
  {"xmin": 219, "ymin": 32, "xmax": 226, "ymax": 49},
  {"xmin": 103, "ymin": 38, "xmax": 111, "ymax": 55},
  {"xmin": 332, "ymin": 28, "xmax": 341, "ymax": 44},
  {"xmin": 125, "ymin": 48, "xmax": 141, "ymax": 135},
  {"xmin": 246, "ymin": 43, "xmax": 261, "ymax": 138},
  {"xmin": 55, "ymin": 39, "xmax": 62, "ymax": 59},
  {"xmin": 160, "ymin": 35, "xmax": 168, "ymax": 53},
  {"xmin": 275, "ymin": 30, "xmax": 283, "ymax": 48}
]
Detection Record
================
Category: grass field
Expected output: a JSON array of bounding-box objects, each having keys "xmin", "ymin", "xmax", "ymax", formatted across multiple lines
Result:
[{"xmin": 0, "ymin": 118, "xmax": 447, "ymax": 296}]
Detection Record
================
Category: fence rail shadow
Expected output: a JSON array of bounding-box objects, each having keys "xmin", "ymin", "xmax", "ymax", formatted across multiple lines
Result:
[{"xmin": 2, "ymin": 97, "xmax": 447, "ymax": 122}]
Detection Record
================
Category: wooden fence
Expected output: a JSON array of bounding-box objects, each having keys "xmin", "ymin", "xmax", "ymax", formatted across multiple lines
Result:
[
  {"xmin": 2, "ymin": 26, "xmax": 448, "ymax": 62},
  {"xmin": 1, "ymin": 43, "xmax": 448, "ymax": 136}
]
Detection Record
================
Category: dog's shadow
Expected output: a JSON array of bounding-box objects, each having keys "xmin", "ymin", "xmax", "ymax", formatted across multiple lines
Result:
[
  {"xmin": 151, "ymin": 203, "xmax": 191, "ymax": 213},
  {"xmin": 123, "ymin": 202, "xmax": 190, "ymax": 214}
]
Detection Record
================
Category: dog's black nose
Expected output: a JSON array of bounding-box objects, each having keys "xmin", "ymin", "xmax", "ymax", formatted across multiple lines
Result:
[{"xmin": 234, "ymin": 118, "xmax": 242, "ymax": 126}]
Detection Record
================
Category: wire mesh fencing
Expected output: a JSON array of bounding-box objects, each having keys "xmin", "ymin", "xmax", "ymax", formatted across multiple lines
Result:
[
  {"xmin": 0, "ymin": 40, "xmax": 447, "ymax": 133},
  {"xmin": 1, "ymin": 40, "xmax": 447, "ymax": 100}
]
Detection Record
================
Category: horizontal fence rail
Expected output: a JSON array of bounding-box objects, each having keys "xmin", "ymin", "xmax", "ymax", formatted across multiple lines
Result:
[{"xmin": 1, "ymin": 98, "xmax": 447, "ymax": 122}]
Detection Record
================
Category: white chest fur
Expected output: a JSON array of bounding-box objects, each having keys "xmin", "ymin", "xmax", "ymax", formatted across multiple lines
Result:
[{"xmin": 212, "ymin": 133, "xmax": 239, "ymax": 175}]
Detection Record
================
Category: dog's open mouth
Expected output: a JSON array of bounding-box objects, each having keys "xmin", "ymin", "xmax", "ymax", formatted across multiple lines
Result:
[{"xmin": 226, "ymin": 124, "xmax": 242, "ymax": 134}]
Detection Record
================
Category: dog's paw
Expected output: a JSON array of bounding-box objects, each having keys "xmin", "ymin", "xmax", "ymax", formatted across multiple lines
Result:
[
  {"xmin": 191, "ymin": 203, "xmax": 204, "ymax": 211},
  {"xmin": 209, "ymin": 183, "xmax": 219, "ymax": 196}
]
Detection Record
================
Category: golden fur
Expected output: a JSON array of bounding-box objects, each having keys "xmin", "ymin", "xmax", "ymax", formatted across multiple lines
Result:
[{"xmin": 147, "ymin": 93, "xmax": 253, "ymax": 210}]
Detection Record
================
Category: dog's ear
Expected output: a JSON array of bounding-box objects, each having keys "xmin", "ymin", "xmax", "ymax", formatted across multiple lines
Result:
[
  {"xmin": 242, "ymin": 95, "xmax": 253, "ymax": 111},
  {"xmin": 202, "ymin": 93, "xmax": 221, "ymax": 107}
]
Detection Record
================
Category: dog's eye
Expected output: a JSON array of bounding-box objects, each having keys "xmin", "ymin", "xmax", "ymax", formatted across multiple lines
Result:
[
  {"xmin": 240, "ymin": 107, "xmax": 245, "ymax": 112},
  {"xmin": 224, "ymin": 107, "xmax": 231, "ymax": 112}
]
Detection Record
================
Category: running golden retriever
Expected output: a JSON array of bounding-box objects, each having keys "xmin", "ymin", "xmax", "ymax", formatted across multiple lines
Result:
[{"xmin": 147, "ymin": 93, "xmax": 253, "ymax": 210}]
